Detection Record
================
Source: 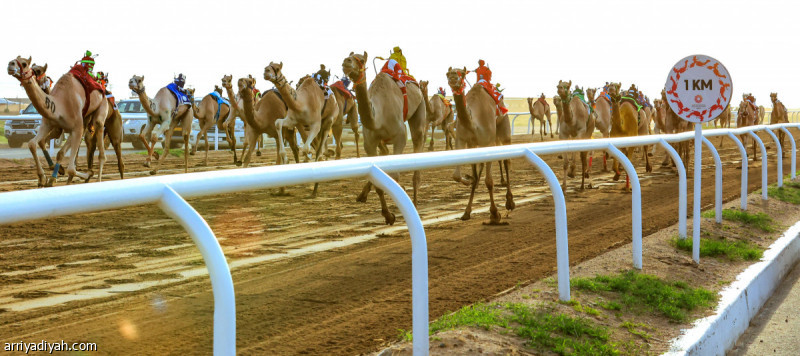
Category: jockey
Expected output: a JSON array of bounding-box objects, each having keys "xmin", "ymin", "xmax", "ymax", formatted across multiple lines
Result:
[
  {"xmin": 96, "ymin": 71, "xmax": 109, "ymax": 92},
  {"xmin": 79, "ymin": 50, "xmax": 96, "ymax": 79},
  {"xmin": 249, "ymin": 75, "xmax": 261, "ymax": 99},
  {"xmin": 314, "ymin": 64, "xmax": 330, "ymax": 86},
  {"xmin": 388, "ymin": 46, "xmax": 408, "ymax": 75},
  {"xmin": 437, "ymin": 87, "xmax": 446, "ymax": 96},
  {"xmin": 495, "ymin": 83, "xmax": 504, "ymax": 93},
  {"xmin": 174, "ymin": 73, "xmax": 189, "ymax": 95},
  {"xmin": 341, "ymin": 75, "xmax": 351, "ymax": 90},
  {"xmin": 473, "ymin": 59, "xmax": 508, "ymax": 114}
]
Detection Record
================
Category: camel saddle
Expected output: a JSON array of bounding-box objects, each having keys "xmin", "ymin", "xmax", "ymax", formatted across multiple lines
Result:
[
  {"xmin": 380, "ymin": 64, "xmax": 417, "ymax": 121},
  {"xmin": 68, "ymin": 64, "xmax": 105, "ymax": 118},
  {"xmin": 435, "ymin": 93, "xmax": 452, "ymax": 108},
  {"xmin": 166, "ymin": 83, "xmax": 192, "ymax": 107},
  {"xmin": 477, "ymin": 81, "xmax": 509, "ymax": 115},
  {"xmin": 209, "ymin": 91, "xmax": 230, "ymax": 122},
  {"xmin": 331, "ymin": 80, "xmax": 353, "ymax": 100},
  {"xmin": 536, "ymin": 96, "xmax": 548, "ymax": 107},
  {"xmin": 570, "ymin": 89, "xmax": 593, "ymax": 115},
  {"xmin": 621, "ymin": 96, "xmax": 643, "ymax": 113}
]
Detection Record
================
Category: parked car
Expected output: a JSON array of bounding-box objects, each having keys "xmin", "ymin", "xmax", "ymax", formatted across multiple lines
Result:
[
  {"xmin": 119, "ymin": 99, "xmax": 199, "ymax": 149},
  {"xmin": 3, "ymin": 104, "xmax": 63, "ymax": 148}
]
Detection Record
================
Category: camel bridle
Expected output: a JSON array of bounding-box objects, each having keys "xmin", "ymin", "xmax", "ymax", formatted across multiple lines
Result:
[
  {"xmin": 450, "ymin": 70, "xmax": 467, "ymax": 95},
  {"xmin": 348, "ymin": 56, "xmax": 367, "ymax": 85},
  {"xmin": 266, "ymin": 64, "xmax": 287, "ymax": 88},
  {"xmin": 12, "ymin": 59, "xmax": 35, "ymax": 82},
  {"xmin": 131, "ymin": 81, "xmax": 145, "ymax": 95}
]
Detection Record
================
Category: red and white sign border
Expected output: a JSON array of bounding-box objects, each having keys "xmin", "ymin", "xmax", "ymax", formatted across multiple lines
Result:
[{"xmin": 665, "ymin": 55, "xmax": 732, "ymax": 123}]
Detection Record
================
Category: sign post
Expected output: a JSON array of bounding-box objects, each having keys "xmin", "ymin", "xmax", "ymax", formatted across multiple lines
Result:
[{"xmin": 665, "ymin": 55, "xmax": 732, "ymax": 264}]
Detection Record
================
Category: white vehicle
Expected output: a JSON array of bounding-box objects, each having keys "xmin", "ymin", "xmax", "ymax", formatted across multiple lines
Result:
[{"xmin": 3, "ymin": 104, "xmax": 63, "ymax": 148}]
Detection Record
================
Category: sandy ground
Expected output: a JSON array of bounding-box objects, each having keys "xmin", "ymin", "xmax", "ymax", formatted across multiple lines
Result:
[{"xmin": 0, "ymin": 131, "xmax": 795, "ymax": 355}]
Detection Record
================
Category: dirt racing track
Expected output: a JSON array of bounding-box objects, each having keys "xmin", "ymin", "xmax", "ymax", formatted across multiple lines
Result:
[{"xmin": 0, "ymin": 132, "xmax": 795, "ymax": 355}]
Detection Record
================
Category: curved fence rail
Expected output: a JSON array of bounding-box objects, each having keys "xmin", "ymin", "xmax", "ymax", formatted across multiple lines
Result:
[{"xmin": 0, "ymin": 123, "xmax": 798, "ymax": 355}]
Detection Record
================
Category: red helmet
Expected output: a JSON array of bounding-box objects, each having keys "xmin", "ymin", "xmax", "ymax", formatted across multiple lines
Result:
[{"xmin": 478, "ymin": 59, "xmax": 485, "ymax": 66}]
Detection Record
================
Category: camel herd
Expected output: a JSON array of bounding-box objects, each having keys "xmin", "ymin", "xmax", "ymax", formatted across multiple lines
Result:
[{"xmin": 5, "ymin": 54, "xmax": 792, "ymax": 225}]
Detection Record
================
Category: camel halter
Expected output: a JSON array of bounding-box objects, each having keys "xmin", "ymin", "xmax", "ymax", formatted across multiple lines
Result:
[
  {"xmin": 13, "ymin": 59, "xmax": 35, "ymax": 82},
  {"xmin": 267, "ymin": 65, "xmax": 288, "ymax": 88},
  {"xmin": 451, "ymin": 71, "xmax": 467, "ymax": 96},
  {"xmin": 349, "ymin": 56, "xmax": 367, "ymax": 85},
  {"xmin": 132, "ymin": 85, "xmax": 145, "ymax": 95}
]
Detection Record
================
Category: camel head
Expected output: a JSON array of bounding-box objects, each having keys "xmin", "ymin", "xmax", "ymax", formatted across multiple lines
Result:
[
  {"xmin": 7, "ymin": 56, "xmax": 33, "ymax": 80},
  {"xmin": 770, "ymin": 92, "xmax": 778, "ymax": 103},
  {"xmin": 221, "ymin": 74, "xmax": 233, "ymax": 89},
  {"xmin": 263, "ymin": 61, "xmax": 285, "ymax": 86},
  {"xmin": 419, "ymin": 80, "xmax": 429, "ymax": 96},
  {"xmin": 446, "ymin": 67, "xmax": 468, "ymax": 95},
  {"xmin": 527, "ymin": 97, "xmax": 533, "ymax": 106},
  {"xmin": 586, "ymin": 88, "xmax": 596, "ymax": 102},
  {"xmin": 608, "ymin": 83, "xmax": 622, "ymax": 102},
  {"xmin": 342, "ymin": 51, "xmax": 367, "ymax": 83},
  {"xmin": 31, "ymin": 63, "xmax": 47, "ymax": 79},
  {"xmin": 128, "ymin": 75, "xmax": 145, "ymax": 94},
  {"xmin": 556, "ymin": 80, "xmax": 571, "ymax": 101},
  {"xmin": 553, "ymin": 95, "xmax": 562, "ymax": 109},
  {"xmin": 186, "ymin": 88, "xmax": 195, "ymax": 102}
]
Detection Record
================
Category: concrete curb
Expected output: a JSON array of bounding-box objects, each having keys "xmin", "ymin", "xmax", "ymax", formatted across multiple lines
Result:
[{"xmin": 664, "ymin": 219, "xmax": 800, "ymax": 355}]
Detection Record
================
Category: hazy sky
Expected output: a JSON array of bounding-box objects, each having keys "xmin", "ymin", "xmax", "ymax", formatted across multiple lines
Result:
[{"xmin": 3, "ymin": 0, "xmax": 798, "ymax": 108}]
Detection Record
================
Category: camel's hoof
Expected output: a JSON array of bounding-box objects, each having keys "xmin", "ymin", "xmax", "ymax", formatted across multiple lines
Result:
[
  {"xmin": 384, "ymin": 212, "xmax": 396, "ymax": 226},
  {"xmin": 144, "ymin": 161, "xmax": 151, "ymax": 168},
  {"xmin": 256, "ymin": 151, "xmax": 262, "ymax": 157},
  {"xmin": 506, "ymin": 199, "xmax": 516, "ymax": 211},
  {"xmin": 84, "ymin": 171, "xmax": 94, "ymax": 183},
  {"xmin": 613, "ymin": 172, "xmax": 621, "ymax": 181},
  {"xmin": 661, "ymin": 161, "xmax": 670, "ymax": 167},
  {"xmin": 189, "ymin": 151, "xmax": 196, "ymax": 156},
  {"xmin": 588, "ymin": 183, "xmax": 595, "ymax": 189},
  {"xmin": 45, "ymin": 177, "xmax": 55, "ymax": 187},
  {"xmin": 356, "ymin": 193, "xmax": 368, "ymax": 203},
  {"xmin": 567, "ymin": 172, "xmax": 575, "ymax": 179},
  {"xmin": 460, "ymin": 211, "xmax": 472, "ymax": 221},
  {"xmin": 235, "ymin": 161, "xmax": 243, "ymax": 167},
  {"xmin": 150, "ymin": 170, "xmax": 158, "ymax": 176},
  {"xmin": 550, "ymin": 134, "xmax": 554, "ymax": 138},
  {"xmin": 483, "ymin": 219, "xmax": 508, "ymax": 226},
  {"xmin": 646, "ymin": 165, "xmax": 653, "ymax": 173},
  {"xmin": 583, "ymin": 172, "xmax": 590, "ymax": 179},
  {"xmin": 557, "ymin": 155, "xmax": 563, "ymax": 159},
  {"xmin": 153, "ymin": 152, "xmax": 160, "ymax": 159},
  {"xmin": 325, "ymin": 149, "xmax": 335, "ymax": 157},
  {"xmin": 647, "ymin": 152, "xmax": 654, "ymax": 157}
]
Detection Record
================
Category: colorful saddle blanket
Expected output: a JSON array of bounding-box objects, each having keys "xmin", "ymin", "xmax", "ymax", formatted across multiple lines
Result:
[
  {"xmin": 477, "ymin": 81, "xmax": 509, "ymax": 116},
  {"xmin": 621, "ymin": 96, "xmax": 643, "ymax": 113},
  {"xmin": 571, "ymin": 89, "xmax": 592, "ymax": 115},
  {"xmin": 380, "ymin": 60, "xmax": 418, "ymax": 121},
  {"xmin": 536, "ymin": 96, "xmax": 549, "ymax": 107},
  {"xmin": 209, "ymin": 91, "xmax": 230, "ymax": 122},
  {"xmin": 435, "ymin": 93, "xmax": 452, "ymax": 107},
  {"xmin": 330, "ymin": 80, "xmax": 353, "ymax": 100},
  {"xmin": 167, "ymin": 83, "xmax": 192, "ymax": 106},
  {"xmin": 68, "ymin": 64, "xmax": 105, "ymax": 118}
]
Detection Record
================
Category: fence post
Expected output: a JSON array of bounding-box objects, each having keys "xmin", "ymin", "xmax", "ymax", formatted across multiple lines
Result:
[
  {"xmin": 763, "ymin": 128, "xmax": 784, "ymax": 187},
  {"xmin": 214, "ymin": 125, "xmax": 219, "ymax": 151},
  {"xmin": 658, "ymin": 139, "xmax": 687, "ymax": 238},
  {"xmin": 158, "ymin": 185, "xmax": 235, "ymax": 356},
  {"xmin": 701, "ymin": 137, "xmax": 723, "ymax": 224},
  {"xmin": 523, "ymin": 149, "xmax": 570, "ymax": 301},
  {"xmin": 367, "ymin": 166, "xmax": 429, "ymax": 356},
  {"xmin": 726, "ymin": 133, "xmax": 749, "ymax": 210},
  {"xmin": 746, "ymin": 131, "xmax": 769, "ymax": 200},
  {"xmin": 779, "ymin": 127, "xmax": 796, "ymax": 179},
  {"xmin": 604, "ymin": 144, "xmax": 642, "ymax": 269}
]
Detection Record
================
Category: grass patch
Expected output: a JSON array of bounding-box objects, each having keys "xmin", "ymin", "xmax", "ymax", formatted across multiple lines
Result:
[
  {"xmin": 571, "ymin": 271, "xmax": 716, "ymax": 322},
  {"xmin": 671, "ymin": 236, "xmax": 763, "ymax": 261},
  {"xmin": 768, "ymin": 180, "xmax": 800, "ymax": 204},
  {"xmin": 620, "ymin": 321, "xmax": 653, "ymax": 340},
  {"xmin": 702, "ymin": 209, "xmax": 776, "ymax": 232},
  {"xmin": 420, "ymin": 302, "xmax": 619, "ymax": 355}
]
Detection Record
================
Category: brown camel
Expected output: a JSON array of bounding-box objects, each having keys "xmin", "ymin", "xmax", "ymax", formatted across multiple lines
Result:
[
  {"xmin": 329, "ymin": 78, "xmax": 359, "ymax": 158},
  {"xmin": 589, "ymin": 87, "xmax": 612, "ymax": 171},
  {"xmin": 552, "ymin": 95, "xmax": 563, "ymax": 136},
  {"xmin": 422, "ymin": 83, "xmax": 455, "ymax": 151},
  {"xmin": 342, "ymin": 52, "xmax": 427, "ymax": 225},
  {"xmin": 264, "ymin": 62, "xmax": 338, "ymax": 163},
  {"xmin": 189, "ymin": 85, "xmax": 231, "ymax": 166},
  {"xmin": 771, "ymin": 92, "xmax": 788, "ymax": 157},
  {"xmin": 737, "ymin": 97, "xmax": 760, "ymax": 160},
  {"xmin": 527, "ymin": 94, "xmax": 553, "ymax": 141},
  {"xmin": 556, "ymin": 80, "xmax": 595, "ymax": 190},
  {"xmin": 446, "ymin": 67, "xmax": 515, "ymax": 224},
  {"xmin": 85, "ymin": 96, "xmax": 125, "ymax": 181},
  {"xmin": 712, "ymin": 105, "xmax": 732, "ymax": 128},
  {"xmin": 128, "ymin": 75, "xmax": 192, "ymax": 175},
  {"xmin": 608, "ymin": 83, "xmax": 649, "ymax": 191},
  {"xmin": 236, "ymin": 77, "xmax": 301, "ymax": 167},
  {"xmin": 220, "ymin": 74, "xmax": 260, "ymax": 165},
  {"xmin": 661, "ymin": 89, "xmax": 692, "ymax": 169},
  {"xmin": 8, "ymin": 56, "xmax": 106, "ymax": 186}
]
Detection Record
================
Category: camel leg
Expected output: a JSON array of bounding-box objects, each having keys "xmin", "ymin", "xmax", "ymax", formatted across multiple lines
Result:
[
  {"xmin": 286, "ymin": 128, "xmax": 301, "ymax": 164},
  {"xmin": 643, "ymin": 145, "xmax": 652, "ymax": 173},
  {"xmin": 274, "ymin": 118, "xmax": 291, "ymax": 165},
  {"xmin": 301, "ymin": 121, "xmax": 321, "ymax": 162},
  {"xmin": 374, "ymin": 186, "xmax": 396, "ymax": 225},
  {"xmin": 140, "ymin": 121, "xmax": 156, "ymax": 167},
  {"xmin": 28, "ymin": 121, "xmax": 54, "ymax": 187},
  {"xmin": 151, "ymin": 120, "xmax": 177, "ymax": 175},
  {"xmin": 183, "ymin": 133, "xmax": 189, "ymax": 174},
  {"xmin": 497, "ymin": 160, "xmax": 507, "ymax": 187},
  {"xmin": 57, "ymin": 127, "xmax": 92, "ymax": 186},
  {"xmin": 562, "ymin": 150, "xmax": 569, "ymax": 191},
  {"xmin": 332, "ymin": 115, "xmax": 344, "ymax": 159},
  {"xmin": 462, "ymin": 163, "xmax": 483, "ymax": 221},
  {"xmin": 93, "ymin": 120, "xmax": 107, "ymax": 183},
  {"xmin": 484, "ymin": 160, "xmax": 503, "ymax": 224},
  {"xmin": 580, "ymin": 151, "xmax": 591, "ymax": 190},
  {"xmin": 85, "ymin": 129, "xmax": 96, "ymax": 174},
  {"xmin": 547, "ymin": 114, "xmax": 554, "ymax": 138},
  {"xmin": 428, "ymin": 124, "xmax": 436, "ymax": 151},
  {"xmin": 242, "ymin": 128, "xmax": 259, "ymax": 168},
  {"xmin": 503, "ymin": 159, "xmax": 515, "ymax": 211}
]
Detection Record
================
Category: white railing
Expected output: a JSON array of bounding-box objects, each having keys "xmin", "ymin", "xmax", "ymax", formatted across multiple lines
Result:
[{"xmin": 0, "ymin": 123, "xmax": 797, "ymax": 356}]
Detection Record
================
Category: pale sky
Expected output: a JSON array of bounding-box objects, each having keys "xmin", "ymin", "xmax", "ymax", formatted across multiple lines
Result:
[{"xmin": 3, "ymin": 0, "xmax": 798, "ymax": 108}]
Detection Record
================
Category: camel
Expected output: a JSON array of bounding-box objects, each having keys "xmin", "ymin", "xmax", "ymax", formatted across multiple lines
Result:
[
  {"xmin": 342, "ymin": 51, "xmax": 427, "ymax": 225},
  {"xmin": 661, "ymin": 89, "xmax": 692, "ymax": 169},
  {"xmin": 329, "ymin": 78, "xmax": 360, "ymax": 158},
  {"xmin": 446, "ymin": 67, "xmax": 515, "ymax": 223},
  {"xmin": 737, "ymin": 97, "xmax": 760, "ymax": 161},
  {"xmin": 588, "ymin": 87, "xmax": 612, "ymax": 171},
  {"xmin": 552, "ymin": 95, "xmax": 563, "ymax": 136},
  {"xmin": 771, "ymin": 92, "xmax": 788, "ymax": 157},
  {"xmin": 556, "ymin": 80, "xmax": 595, "ymax": 190},
  {"xmin": 128, "ymin": 75, "xmax": 192, "ymax": 175},
  {"xmin": 527, "ymin": 94, "xmax": 552, "ymax": 141},
  {"xmin": 189, "ymin": 85, "xmax": 231, "ymax": 166},
  {"xmin": 8, "ymin": 56, "xmax": 106, "ymax": 186},
  {"xmin": 608, "ymin": 83, "xmax": 649, "ymax": 191},
  {"xmin": 220, "ymin": 74, "xmax": 260, "ymax": 165},
  {"xmin": 713, "ymin": 105, "xmax": 732, "ymax": 128},
  {"xmin": 422, "ymin": 82, "xmax": 455, "ymax": 151}
]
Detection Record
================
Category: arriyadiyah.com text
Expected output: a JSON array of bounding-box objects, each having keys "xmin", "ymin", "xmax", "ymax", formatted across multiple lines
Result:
[{"xmin": 4, "ymin": 340, "xmax": 97, "ymax": 354}]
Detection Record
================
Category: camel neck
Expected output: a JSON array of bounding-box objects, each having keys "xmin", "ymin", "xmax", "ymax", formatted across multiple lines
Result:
[
  {"xmin": 239, "ymin": 88, "xmax": 258, "ymax": 129},
  {"xmin": 224, "ymin": 86, "xmax": 240, "ymax": 113},
  {"xmin": 561, "ymin": 95, "xmax": 575, "ymax": 125},
  {"xmin": 19, "ymin": 76, "xmax": 56, "ymax": 121},
  {"xmin": 451, "ymin": 91, "xmax": 475, "ymax": 133},
  {"xmin": 352, "ymin": 79, "xmax": 376, "ymax": 130},
  {"xmin": 136, "ymin": 89, "xmax": 159, "ymax": 118}
]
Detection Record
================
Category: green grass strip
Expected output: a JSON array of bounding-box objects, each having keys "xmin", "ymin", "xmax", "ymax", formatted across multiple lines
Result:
[
  {"xmin": 672, "ymin": 236, "xmax": 763, "ymax": 261},
  {"xmin": 571, "ymin": 271, "xmax": 716, "ymax": 322},
  {"xmin": 702, "ymin": 209, "xmax": 776, "ymax": 232}
]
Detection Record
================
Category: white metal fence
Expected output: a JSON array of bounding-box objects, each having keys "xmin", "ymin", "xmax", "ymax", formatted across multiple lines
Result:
[{"xmin": 0, "ymin": 123, "xmax": 798, "ymax": 355}]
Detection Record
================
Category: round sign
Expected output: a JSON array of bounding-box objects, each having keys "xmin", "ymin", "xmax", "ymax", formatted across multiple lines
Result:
[{"xmin": 664, "ymin": 55, "xmax": 732, "ymax": 123}]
